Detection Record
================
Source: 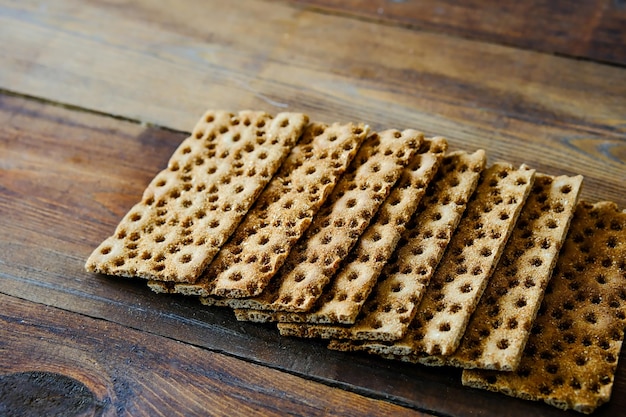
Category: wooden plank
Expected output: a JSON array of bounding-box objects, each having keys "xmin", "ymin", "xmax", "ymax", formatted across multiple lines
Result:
[
  {"xmin": 1, "ymin": 93, "xmax": 625, "ymax": 416},
  {"xmin": 0, "ymin": 294, "xmax": 429, "ymax": 416},
  {"xmin": 0, "ymin": 0, "xmax": 624, "ymax": 155},
  {"xmin": 292, "ymin": 0, "xmax": 626, "ymax": 66}
]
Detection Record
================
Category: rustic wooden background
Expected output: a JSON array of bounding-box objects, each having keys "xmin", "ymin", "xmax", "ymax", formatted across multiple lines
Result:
[{"xmin": 1, "ymin": 0, "xmax": 624, "ymax": 416}]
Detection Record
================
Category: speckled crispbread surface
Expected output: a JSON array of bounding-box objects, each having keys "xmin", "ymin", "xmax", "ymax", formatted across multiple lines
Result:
[
  {"xmin": 449, "ymin": 173, "xmax": 582, "ymax": 371},
  {"xmin": 405, "ymin": 163, "xmax": 535, "ymax": 355},
  {"xmin": 351, "ymin": 173, "xmax": 583, "ymax": 367},
  {"xmin": 277, "ymin": 150, "xmax": 486, "ymax": 341},
  {"xmin": 86, "ymin": 110, "xmax": 307, "ymax": 283},
  {"xmin": 165, "ymin": 121, "xmax": 368, "ymax": 297},
  {"xmin": 223, "ymin": 129, "xmax": 423, "ymax": 312},
  {"xmin": 235, "ymin": 138, "xmax": 447, "ymax": 324},
  {"xmin": 462, "ymin": 201, "xmax": 626, "ymax": 414}
]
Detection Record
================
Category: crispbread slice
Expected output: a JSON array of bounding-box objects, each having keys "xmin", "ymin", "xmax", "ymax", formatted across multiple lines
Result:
[
  {"xmin": 325, "ymin": 333, "xmax": 434, "ymax": 364},
  {"xmin": 327, "ymin": 339, "xmax": 369, "ymax": 353},
  {"xmin": 157, "ymin": 122, "xmax": 368, "ymax": 297},
  {"xmin": 277, "ymin": 150, "xmax": 486, "ymax": 340},
  {"xmin": 87, "ymin": 110, "xmax": 308, "ymax": 283},
  {"xmin": 448, "ymin": 173, "xmax": 583, "ymax": 371},
  {"xmin": 235, "ymin": 138, "xmax": 447, "ymax": 324},
  {"xmin": 218, "ymin": 129, "xmax": 424, "ymax": 312},
  {"xmin": 463, "ymin": 201, "xmax": 626, "ymax": 414},
  {"xmin": 402, "ymin": 162, "xmax": 535, "ymax": 355}
]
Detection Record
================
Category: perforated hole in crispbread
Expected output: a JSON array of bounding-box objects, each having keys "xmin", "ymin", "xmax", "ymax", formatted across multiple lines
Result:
[
  {"xmin": 229, "ymin": 129, "xmax": 423, "ymax": 313},
  {"xmin": 261, "ymin": 137, "xmax": 447, "ymax": 330},
  {"xmin": 398, "ymin": 162, "xmax": 535, "ymax": 355},
  {"xmin": 450, "ymin": 173, "xmax": 583, "ymax": 371},
  {"xmin": 463, "ymin": 201, "xmax": 626, "ymax": 414},
  {"xmin": 173, "ymin": 122, "xmax": 369, "ymax": 298},
  {"xmin": 86, "ymin": 110, "xmax": 308, "ymax": 283}
]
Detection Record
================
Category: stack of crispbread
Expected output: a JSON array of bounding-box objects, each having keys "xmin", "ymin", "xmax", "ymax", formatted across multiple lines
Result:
[{"xmin": 86, "ymin": 110, "xmax": 626, "ymax": 414}]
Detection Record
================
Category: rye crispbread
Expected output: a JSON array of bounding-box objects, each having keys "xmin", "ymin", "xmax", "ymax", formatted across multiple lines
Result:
[
  {"xmin": 87, "ymin": 110, "xmax": 307, "ymax": 283},
  {"xmin": 217, "ymin": 129, "xmax": 423, "ymax": 312},
  {"xmin": 86, "ymin": 108, "xmax": 626, "ymax": 414},
  {"xmin": 326, "ymin": 333, "xmax": 433, "ymax": 364},
  {"xmin": 404, "ymin": 163, "xmax": 535, "ymax": 355},
  {"xmin": 162, "ymin": 122, "xmax": 368, "ymax": 297},
  {"xmin": 449, "ymin": 173, "xmax": 583, "ymax": 371},
  {"xmin": 235, "ymin": 138, "xmax": 447, "ymax": 324},
  {"xmin": 357, "ymin": 173, "xmax": 583, "ymax": 366},
  {"xmin": 277, "ymin": 150, "xmax": 486, "ymax": 340},
  {"xmin": 462, "ymin": 201, "xmax": 626, "ymax": 414}
]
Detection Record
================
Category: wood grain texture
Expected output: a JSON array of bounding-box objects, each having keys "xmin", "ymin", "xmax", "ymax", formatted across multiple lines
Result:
[
  {"xmin": 0, "ymin": 294, "xmax": 427, "ymax": 417},
  {"xmin": 1, "ymin": 93, "xmax": 625, "ymax": 416},
  {"xmin": 0, "ymin": 0, "xmax": 624, "ymax": 182},
  {"xmin": 292, "ymin": 0, "xmax": 626, "ymax": 66},
  {"xmin": 0, "ymin": 0, "xmax": 625, "ymax": 415}
]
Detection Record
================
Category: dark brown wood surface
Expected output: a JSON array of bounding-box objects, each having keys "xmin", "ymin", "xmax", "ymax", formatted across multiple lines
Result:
[
  {"xmin": 293, "ymin": 0, "xmax": 626, "ymax": 66},
  {"xmin": 1, "ymin": 0, "xmax": 624, "ymax": 138},
  {"xmin": 1, "ymin": 294, "xmax": 427, "ymax": 417},
  {"xmin": 0, "ymin": 0, "xmax": 624, "ymax": 415}
]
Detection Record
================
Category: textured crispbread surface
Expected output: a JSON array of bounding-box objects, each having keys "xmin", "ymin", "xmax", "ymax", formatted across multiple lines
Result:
[
  {"xmin": 449, "ymin": 173, "xmax": 583, "ymax": 371},
  {"xmin": 237, "ymin": 138, "xmax": 447, "ymax": 324},
  {"xmin": 325, "ymin": 332, "xmax": 433, "ymax": 365},
  {"xmin": 327, "ymin": 338, "xmax": 377, "ymax": 353},
  {"xmin": 147, "ymin": 280, "xmax": 174, "ymax": 294},
  {"xmin": 224, "ymin": 129, "xmax": 423, "ymax": 312},
  {"xmin": 86, "ymin": 110, "xmax": 308, "ymax": 283},
  {"xmin": 462, "ymin": 201, "xmax": 626, "ymax": 414},
  {"xmin": 402, "ymin": 163, "xmax": 535, "ymax": 355},
  {"xmin": 168, "ymin": 122, "xmax": 368, "ymax": 297},
  {"xmin": 305, "ymin": 138, "xmax": 447, "ymax": 323},
  {"xmin": 277, "ymin": 150, "xmax": 486, "ymax": 340},
  {"xmin": 199, "ymin": 295, "xmax": 231, "ymax": 308}
]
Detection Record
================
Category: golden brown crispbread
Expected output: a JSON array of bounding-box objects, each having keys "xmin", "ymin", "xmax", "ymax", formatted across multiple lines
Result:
[
  {"xmin": 449, "ymin": 173, "xmax": 583, "ymax": 371},
  {"xmin": 327, "ymin": 338, "xmax": 380, "ymax": 353},
  {"xmin": 277, "ymin": 150, "xmax": 486, "ymax": 340},
  {"xmin": 404, "ymin": 163, "xmax": 535, "ymax": 355},
  {"xmin": 235, "ymin": 138, "xmax": 447, "ymax": 324},
  {"xmin": 163, "ymin": 122, "xmax": 368, "ymax": 297},
  {"xmin": 86, "ymin": 110, "xmax": 308, "ymax": 283},
  {"xmin": 462, "ymin": 201, "xmax": 626, "ymax": 414},
  {"xmin": 86, "ymin": 108, "xmax": 626, "ymax": 414},
  {"xmin": 220, "ymin": 129, "xmax": 424, "ymax": 312},
  {"xmin": 353, "ymin": 174, "xmax": 583, "ymax": 366},
  {"xmin": 147, "ymin": 280, "xmax": 174, "ymax": 294}
]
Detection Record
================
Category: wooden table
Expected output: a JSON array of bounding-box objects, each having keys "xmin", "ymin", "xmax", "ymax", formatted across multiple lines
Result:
[{"xmin": 1, "ymin": 1, "xmax": 625, "ymax": 415}]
